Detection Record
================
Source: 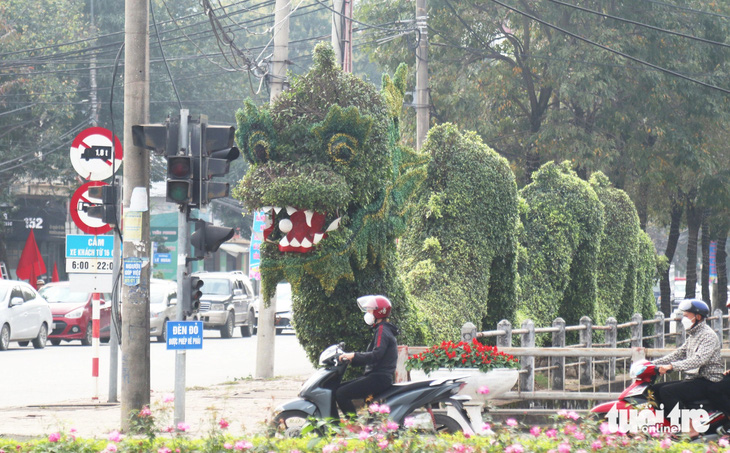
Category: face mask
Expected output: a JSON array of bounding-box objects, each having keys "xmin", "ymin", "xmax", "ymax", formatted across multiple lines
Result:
[
  {"xmin": 681, "ymin": 316, "xmax": 694, "ymax": 330},
  {"xmin": 364, "ymin": 312, "xmax": 375, "ymax": 326}
]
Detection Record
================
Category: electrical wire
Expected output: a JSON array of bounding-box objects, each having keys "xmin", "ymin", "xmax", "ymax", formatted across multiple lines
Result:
[
  {"xmin": 151, "ymin": 0, "xmax": 183, "ymax": 110},
  {"xmin": 488, "ymin": 0, "xmax": 730, "ymax": 95},
  {"xmin": 546, "ymin": 0, "xmax": 730, "ymax": 50}
]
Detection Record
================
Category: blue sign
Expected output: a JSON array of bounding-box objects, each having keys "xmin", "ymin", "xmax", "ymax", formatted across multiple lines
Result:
[
  {"xmin": 153, "ymin": 253, "xmax": 171, "ymax": 264},
  {"xmin": 66, "ymin": 234, "xmax": 115, "ymax": 258},
  {"xmin": 249, "ymin": 210, "xmax": 267, "ymax": 281},
  {"xmin": 123, "ymin": 257, "xmax": 143, "ymax": 286},
  {"xmin": 710, "ymin": 241, "xmax": 717, "ymax": 279},
  {"xmin": 166, "ymin": 321, "xmax": 204, "ymax": 350}
]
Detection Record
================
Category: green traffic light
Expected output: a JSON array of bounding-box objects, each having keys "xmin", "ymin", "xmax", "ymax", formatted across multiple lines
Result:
[{"xmin": 166, "ymin": 181, "xmax": 191, "ymax": 204}]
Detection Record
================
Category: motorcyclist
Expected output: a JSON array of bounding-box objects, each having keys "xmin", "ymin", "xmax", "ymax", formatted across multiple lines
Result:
[
  {"xmin": 651, "ymin": 299, "xmax": 723, "ymax": 435},
  {"xmin": 336, "ymin": 295, "xmax": 399, "ymax": 417}
]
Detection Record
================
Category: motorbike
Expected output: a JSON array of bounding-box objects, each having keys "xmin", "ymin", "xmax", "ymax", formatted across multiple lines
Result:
[
  {"xmin": 270, "ymin": 343, "xmax": 476, "ymax": 437},
  {"xmin": 591, "ymin": 360, "xmax": 730, "ymax": 439}
]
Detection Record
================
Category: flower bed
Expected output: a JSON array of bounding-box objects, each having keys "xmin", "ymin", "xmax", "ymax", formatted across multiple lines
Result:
[
  {"xmin": 406, "ymin": 339, "xmax": 520, "ymax": 374},
  {"xmin": 0, "ymin": 403, "xmax": 725, "ymax": 452}
]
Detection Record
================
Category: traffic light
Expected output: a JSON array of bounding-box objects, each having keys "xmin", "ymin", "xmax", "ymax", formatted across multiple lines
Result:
[
  {"xmin": 188, "ymin": 276, "xmax": 204, "ymax": 315},
  {"xmin": 86, "ymin": 182, "xmax": 119, "ymax": 226},
  {"xmin": 166, "ymin": 155, "xmax": 193, "ymax": 204},
  {"xmin": 131, "ymin": 119, "xmax": 179, "ymax": 156},
  {"xmin": 190, "ymin": 116, "xmax": 240, "ymax": 207},
  {"xmin": 190, "ymin": 220, "xmax": 235, "ymax": 258}
]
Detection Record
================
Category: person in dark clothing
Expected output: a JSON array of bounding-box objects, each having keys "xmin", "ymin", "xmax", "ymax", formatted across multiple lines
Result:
[{"xmin": 336, "ymin": 295, "xmax": 399, "ymax": 417}]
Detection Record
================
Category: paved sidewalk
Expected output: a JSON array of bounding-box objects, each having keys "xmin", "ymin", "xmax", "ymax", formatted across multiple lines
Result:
[{"xmin": 0, "ymin": 376, "xmax": 307, "ymax": 441}]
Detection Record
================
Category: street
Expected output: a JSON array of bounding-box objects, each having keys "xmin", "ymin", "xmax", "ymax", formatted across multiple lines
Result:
[{"xmin": 0, "ymin": 332, "xmax": 316, "ymax": 408}]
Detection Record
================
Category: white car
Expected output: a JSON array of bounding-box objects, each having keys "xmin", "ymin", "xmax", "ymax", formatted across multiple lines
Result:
[
  {"xmin": 253, "ymin": 282, "xmax": 294, "ymax": 335},
  {"xmin": 150, "ymin": 279, "xmax": 178, "ymax": 343},
  {"xmin": 0, "ymin": 280, "xmax": 53, "ymax": 350}
]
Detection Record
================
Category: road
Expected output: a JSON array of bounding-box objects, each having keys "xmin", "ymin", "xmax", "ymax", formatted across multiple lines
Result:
[{"xmin": 0, "ymin": 332, "xmax": 316, "ymax": 408}]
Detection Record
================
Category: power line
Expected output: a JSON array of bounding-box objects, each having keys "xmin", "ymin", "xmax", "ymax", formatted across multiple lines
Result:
[{"xmin": 489, "ymin": 0, "xmax": 730, "ymax": 95}]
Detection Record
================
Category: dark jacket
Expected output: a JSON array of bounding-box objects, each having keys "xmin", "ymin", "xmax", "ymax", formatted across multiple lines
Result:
[{"xmin": 351, "ymin": 321, "xmax": 399, "ymax": 378}]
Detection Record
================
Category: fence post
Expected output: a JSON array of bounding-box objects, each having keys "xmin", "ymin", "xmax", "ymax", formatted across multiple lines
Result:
[
  {"xmin": 654, "ymin": 311, "xmax": 665, "ymax": 349},
  {"xmin": 606, "ymin": 317, "xmax": 617, "ymax": 381},
  {"xmin": 677, "ymin": 315, "xmax": 686, "ymax": 346},
  {"xmin": 497, "ymin": 319, "xmax": 512, "ymax": 348},
  {"xmin": 630, "ymin": 313, "xmax": 643, "ymax": 348},
  {"xmin": 712, "ymin": 309, "xmax": 723, "ymax": 345},
  {"xmin": 580, "ymin": 316, "xmax": 593, "ymax": 386},
  {"xmin": 520, "ymin": 319, "xmax": 535, "ymax": 392},
  {"xmin": 552, "ymin": 317, "xmax": 565, "ymax": 391},
  {"xmin": 461, "ymin": 322, "xmax": 477, "ymax": 343}
]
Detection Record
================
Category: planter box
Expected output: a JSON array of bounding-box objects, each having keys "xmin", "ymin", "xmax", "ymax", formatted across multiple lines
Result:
[{"xmin": 410, "ymin": 367, "xmax": 519, "ymax": 403}]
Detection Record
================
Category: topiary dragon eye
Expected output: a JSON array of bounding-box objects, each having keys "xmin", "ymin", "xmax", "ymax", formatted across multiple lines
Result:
[
  {"xmin": 249, "ymin": 131, "xmax": 270, "ymax": 163},
  {"xmin": 327, "ymin": 133, "xmax": 358, "ymax": 164}
]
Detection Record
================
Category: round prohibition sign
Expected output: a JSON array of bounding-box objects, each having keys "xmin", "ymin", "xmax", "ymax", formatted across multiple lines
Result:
[
  {"xmin": 70, "ymin": 181, "xmax": 113, "ymax": 235},
  {"xmin": 70, "ymin": 127, "xmax": 123, "ymax": 181}
]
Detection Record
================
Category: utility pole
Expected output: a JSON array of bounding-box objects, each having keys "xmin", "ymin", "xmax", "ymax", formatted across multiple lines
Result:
[
  {"xmin": 415, "ymin": 0, "xmax": 429, "ymax": 151},
  {"xmin": 331, "ymin": 0, "xmax": 352, "ymax": 72},
  {"xmin": 121, "ymin": 0, "xmax": 151, "ymax": 431},
  {"xmin": 90, "ymin": 0, "xmax": 99, "ymax": 126},
  {"xmin": 257, "ymin": 0, "xmax": 290, "ymax": 379},
  {"xmin": 174, "ymin": 111, "xmax": 189, "ymax": 425}
]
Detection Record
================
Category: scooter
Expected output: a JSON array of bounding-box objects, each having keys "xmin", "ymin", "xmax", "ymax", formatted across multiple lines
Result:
[
  {"xmin": 270, "ymin": 343, "xmax": 476, "ymax": 437},
  {"xmin": 591, "ymin": 360, "xmax": 730, "ymax": 439}
]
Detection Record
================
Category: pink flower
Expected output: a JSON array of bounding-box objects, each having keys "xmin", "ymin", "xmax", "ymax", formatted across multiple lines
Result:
[
  {"xmin": 659, "ymin": 438, "xmax": 672, "ymax": 448},
  {"xmin": 504, "ymin": 444, "xmax": 524, "ymax": 453},
  {"xmin": 108, "ymin": 430, "xmax": 122, "ymax": 442},
  {"xmin": 404, "ymin": 417, "xmax": 416, "ymax": 428},
  {"xmin": 378, "ymin": 404, "xmax": 391, "ymax": 414},
  {"xmin": 599, "ymin": 422, "xmax": 611, "ymax": 435},
  {"xmin": 176, "ymin": 422, "xmax": 190, "ymax": 432},
  {"xmin": 545, "ymin": 428, "xmax": 558, "ymax": 438},
  {"xmin": 505, "ymin": 418, "xmax": 518, "ymax": 427},
  {"xmin": 322, "ymin": 444, "xmax": 338, "ymax": 453},
  {"xmin": 163, "ymin": 425, "xmax": 174, "ymax": 433},
  {"xmin": 530, "ymin": 426, "xmax": 541, "ymax": 437},
  {"xmin": 69, "ymin": 428, "xmax": 77, "ymax": 433},
  {"xmin": 558, "ymin": 443, "xmax": 571, "ymax": 453},
  {"xmin": 234, "ymin": 441, "xmax": 252, "ymax": 450},
  {"xmin": 478, "ymin": 386, "xmax": 490, "ymax": 395},
  {"xmin": 481, "ymin": 422, "xmax": 492, "ymax": 432},
  {"xmin": 385, "ymin": 421, "xmax": 399, "ymax": 431},
  {"xmin": 105, "ymin": 443, "xmax": 118, "ymax": 452},
  {"xmin": 573, "ymin": 431, "xmax": 585, "ymax": 440},
  {"xmin": 219, "ymin": 418, "xmax": 229, "ymax": 429},
  {"xmin": 591, "ymin": 440, "xmax": 603, "ymax": 451},
  {"xmin": 368, "ymin": 403, "xmax": 381, "ymax": 413},
  {"xmin": 719, "ymin": 438, "xmax": 730, "ymax": 447},
  {"xmin": 358, "ymin": 430, "xmax": 369, "ymax": 440},
  {"xmin": 48, "ymin": 433, "xmax": 61, "ymax": 443},
  {"xmin": 158, "ymin": 448, "xmax": 171, "ymax": 453},
  {"xmin": 378, "ymin": 440, "xmax": 388, "ymax": 450},
  {"xmin": 163, "ymin": 394, "xmax": 174, "ymax": 403},
  {"xmin": 223, "ymin": 443, "xmax": 233, "ymax": 450},
  {"xmin": 563, "ymin": 424, "xmax": 577, "ymax": 435},
  {"xmin": 140, "ymin": 406, "xmax": 152, "ymax": 417},
  {"xmin": 557, "ymin": 410, "xmax": 579, "ymax": 420}
]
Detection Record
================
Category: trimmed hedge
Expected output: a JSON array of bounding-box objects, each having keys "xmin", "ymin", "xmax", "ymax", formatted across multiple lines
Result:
[{"xmin": 399, "ymin": 124, "xmax": 519, "ymax": 342}]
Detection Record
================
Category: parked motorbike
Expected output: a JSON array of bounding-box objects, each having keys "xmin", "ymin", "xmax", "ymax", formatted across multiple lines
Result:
[
  {"xmin": 591, "ymin": 360, "xmax": 729, "ymax": 439},
  {"xmin": 270, "ymin": 343, "xmax": 476, "ymax": 437}
]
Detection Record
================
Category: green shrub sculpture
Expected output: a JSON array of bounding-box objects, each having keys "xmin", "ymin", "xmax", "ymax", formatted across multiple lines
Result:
[
  {"xmin": 233, "ymin": 43, "xmax": 425, "ymax": 362},
  {"xmin": 518, "ymin": 161, "xmax": 605, "ymax": 329},
  {"xmin": 398, "ymin": 124, "xmax": 519, "ymax": 342}
]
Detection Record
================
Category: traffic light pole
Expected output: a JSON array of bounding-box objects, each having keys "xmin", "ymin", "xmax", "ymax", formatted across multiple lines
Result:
[{"xmin": 174, "ymin": 109, "xmax": 190, "ymax": 425}]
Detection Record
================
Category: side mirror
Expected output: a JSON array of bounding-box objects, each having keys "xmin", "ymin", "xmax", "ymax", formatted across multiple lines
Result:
[
  {"xmin": 9, "ymin": 296, "xmax": 23, "ymax": 307},
  {"xmin": 169, "ymin": 298, "xmax": 177, "ymax": 306},
  {"xmin": 233, "ymin": 289, "xmax": 243, "ymax": 296}
]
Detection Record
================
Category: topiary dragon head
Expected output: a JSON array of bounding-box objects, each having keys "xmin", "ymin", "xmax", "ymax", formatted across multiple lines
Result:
[{"xmin": 233, "ymin": 43, "xmax": 417, "ymax": 297}]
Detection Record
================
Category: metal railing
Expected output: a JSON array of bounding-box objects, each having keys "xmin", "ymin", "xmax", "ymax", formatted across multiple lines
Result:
[{"xmin": 397, "ymin": 309, "xmax": 730, "ymax": 404}]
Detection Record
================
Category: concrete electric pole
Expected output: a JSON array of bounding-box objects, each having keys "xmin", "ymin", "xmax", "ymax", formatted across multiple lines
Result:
[
  {"xmin": 331, "ymin": 0, "xmax": 352, "ymax": 72},
  {"xmin": 256, "ymin": 0, "xmax": 290, "ymax": 379},
  {"xmin": 415, "ymin": 0, "xmax": 429, "ymax": 151},
  {"xmin": 121, "ymin": 0, "xmax": 151, "ymax": 431}
]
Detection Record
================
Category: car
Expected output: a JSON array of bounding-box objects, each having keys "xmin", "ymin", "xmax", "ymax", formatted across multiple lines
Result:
[
  {"xmin": 149, "ymin": 279, "xmax": 178, "ymax": 343},
  {"xmin": 0, "ymin": 280, "xmax": 53, "ymax": 350},
  {"xmin": 253, "ymin": 282, "xmax": 294, "ymax": 335},
  {"xmin": 39, "ymin": 282, "xmax": 112, "ymax": 346},
  {"xmin": 193, "ymin": 271, "xmax": 256, "ymax": 338}
]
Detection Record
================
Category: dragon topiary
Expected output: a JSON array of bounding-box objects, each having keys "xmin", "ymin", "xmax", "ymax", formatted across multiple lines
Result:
[{"xmin": 233, "ymin": 43, "xmax": 428, "ymax": 362}]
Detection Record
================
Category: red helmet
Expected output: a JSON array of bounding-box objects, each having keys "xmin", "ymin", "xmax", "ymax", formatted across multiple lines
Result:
[{"xmin": 357, "ymin": 295, "xmax": 392, "ymax": 319}]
